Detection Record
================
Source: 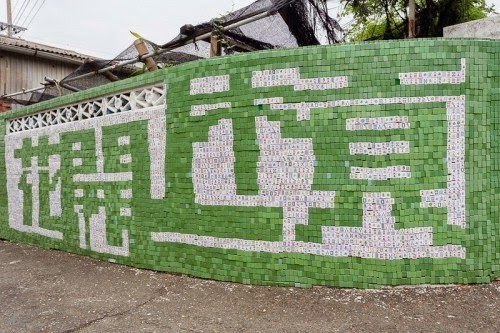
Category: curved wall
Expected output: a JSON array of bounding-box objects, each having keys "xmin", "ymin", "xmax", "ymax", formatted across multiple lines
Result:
[{"xmin": 1, "ymin": 39, "xmax": 498, "ymax": 288}]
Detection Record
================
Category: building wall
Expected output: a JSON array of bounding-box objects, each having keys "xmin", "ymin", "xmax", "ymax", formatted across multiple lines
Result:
[
  {"xmin": 0, "ymin": 50, "xmax": 79, "ymax": 100},
  {"xmin": 444, "ymin": 15, "xmax": 500, "ymax": 39},
  {"xmin": 0, "ymin": 39, "xmax": 498, "ymax": 288}
]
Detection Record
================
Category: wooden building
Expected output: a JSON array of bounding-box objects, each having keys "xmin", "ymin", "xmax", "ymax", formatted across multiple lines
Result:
[{"xmin": 0, "ymin": 35, "xmax": 92, "ymax": 110}]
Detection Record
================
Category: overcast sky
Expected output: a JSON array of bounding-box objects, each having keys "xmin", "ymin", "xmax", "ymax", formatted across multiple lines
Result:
[{"xmin": 1, "ymin": 0, "xmax": 499, "ymax": 58}]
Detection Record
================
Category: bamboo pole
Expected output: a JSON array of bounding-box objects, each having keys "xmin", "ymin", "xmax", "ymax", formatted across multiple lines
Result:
[
  {"xmin": 133, "ymin": 38, "xmax": 158, "ymax": 71},
  {"xmin": 210, "ymin": 34, "xmax": 222, "ymax": 57}
]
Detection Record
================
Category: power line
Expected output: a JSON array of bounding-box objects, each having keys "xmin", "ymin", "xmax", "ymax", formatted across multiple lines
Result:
[
  {"xmin": 18, "ymin": 0, "xmax": 41, "ymax": 28},
  {"xmin": 13, "ymin": 0, "xmax": 30, "ymax": 25},
  {"xmin": 12, "ymin": 0, "xmax": 21, "ymax": 13},
  {"xmin": 17, "ymin": 0, "xmax": 39, "ymax": 27},
  {"xmin": 22, "ymin": 0, "xmax": 46, "ymax": 31}
]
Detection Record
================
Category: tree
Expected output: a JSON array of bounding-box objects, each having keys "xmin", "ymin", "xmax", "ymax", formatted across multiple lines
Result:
[
  {"xmin": 340, "ymin": 0, "xmax": 495, "ymax": 41},
  {"xmin": 276, "ymin": 0, "xmax": 345, "ymax": 44}
]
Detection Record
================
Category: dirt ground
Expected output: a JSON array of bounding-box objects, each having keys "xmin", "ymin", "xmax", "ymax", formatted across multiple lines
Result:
[{"xmin": 0, "ymin": 240, "xmax": 498, "ymax": 333}]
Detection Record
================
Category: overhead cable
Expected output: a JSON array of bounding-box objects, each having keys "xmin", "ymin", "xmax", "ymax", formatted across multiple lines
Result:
[
  {"xmin": 13, "ymin": 0, "xmax": 30, "ymax": 25},
  {"xmin": 18, "ymin": 0, "xmax": 41, "ymax": 28},
  {"xmin": 23, "ymin": 0, "xmax": 47, "ymax": 31}
]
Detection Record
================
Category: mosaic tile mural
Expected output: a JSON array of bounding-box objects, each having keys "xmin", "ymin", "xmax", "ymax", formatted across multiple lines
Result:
[{"xmin": 0, "ymin": 39, "xmax": 498, "ymax": 287}]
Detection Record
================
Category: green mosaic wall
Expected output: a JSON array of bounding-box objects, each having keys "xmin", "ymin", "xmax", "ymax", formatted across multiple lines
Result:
[{"xmin": 0, "ymin": 39, "xmax": 498, "ymax": 288}]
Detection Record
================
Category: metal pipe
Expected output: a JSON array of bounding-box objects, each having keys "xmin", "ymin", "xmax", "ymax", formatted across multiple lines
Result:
[
  {"xmin": 44, "ymin": 77, "xmax": 80, "ymax": 92},
  {"xmin": 1, "ymin": 8, "xmax": 275, "ymax": 99},
  {"xmin": 1, "ymin": 84, "xmax": 48, "ymax": 99}
]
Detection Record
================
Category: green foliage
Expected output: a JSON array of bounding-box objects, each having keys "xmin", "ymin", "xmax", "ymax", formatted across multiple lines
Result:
[
  {"xmin": 212, "ymin": 18, "xmax": 235, "ymax": 54},
  {"xmin": 341, "ymin": 0, "xmax": 495, "ymax": 41},
  {"xmin": 129, "ymin": 30, "xmax": 144, "ymax": 40}
]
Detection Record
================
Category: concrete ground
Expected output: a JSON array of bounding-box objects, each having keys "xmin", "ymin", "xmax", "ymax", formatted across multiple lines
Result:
[{"xmin": 0, "ymin": 240, "xmax": 498, "ymax": 333}]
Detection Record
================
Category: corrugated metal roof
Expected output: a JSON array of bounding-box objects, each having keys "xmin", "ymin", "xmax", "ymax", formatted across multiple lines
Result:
[{"xmin": 0, "ymin": 35, "xmax": 94, "ymax": 63}]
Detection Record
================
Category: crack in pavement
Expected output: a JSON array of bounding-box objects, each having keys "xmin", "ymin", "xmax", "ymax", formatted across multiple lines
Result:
[{"xmin": 59, "ymin": 286, "xmax": 166, "ymax": 333}]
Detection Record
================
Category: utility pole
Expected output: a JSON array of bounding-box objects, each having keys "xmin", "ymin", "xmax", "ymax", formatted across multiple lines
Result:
[
  {"xmin": 6, "ymin": 0, "xmax": 13, "ymax": 37},
  {"xmin": 1, "ymin": 0, "xmax": 26, "ymax": 36},
  {"xmin": 408, "ymin": 0, "xmax": 416, "ymax": 38}
]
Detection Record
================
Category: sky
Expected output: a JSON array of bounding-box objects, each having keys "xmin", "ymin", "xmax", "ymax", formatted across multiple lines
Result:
[
  {"xmin": 2, "ymin": 0, "xmax": 259, "ymax": 58},
  {"xmin": 0, "ymin": 0, "xmax": 499, "ymax": 59}
]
